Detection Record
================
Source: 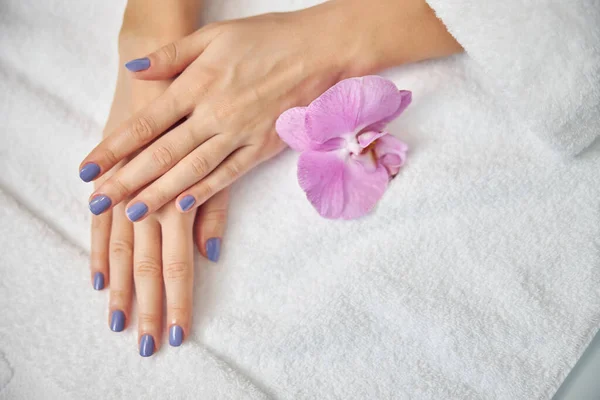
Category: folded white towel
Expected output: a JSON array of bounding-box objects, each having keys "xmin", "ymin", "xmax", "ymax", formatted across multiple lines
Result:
[{"xmin": 426, "ymin": 0, "xmax": 600, "ymax": 156}]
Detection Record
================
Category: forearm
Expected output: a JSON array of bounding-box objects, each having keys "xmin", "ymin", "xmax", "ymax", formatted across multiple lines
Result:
[{"xmin": 120, "ymin": 0, "xmax": 203, "ymax": 47}]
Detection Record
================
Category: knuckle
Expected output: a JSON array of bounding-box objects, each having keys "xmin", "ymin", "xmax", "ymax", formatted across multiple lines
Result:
[
  {"xmin": 151, "ymin": 145, "xmax": 175, "ymax": 170},
  {"xmin": 110, "ymin": 177, "xmax": 130, "ymax": 199},
  {"xmin": 201, "ymin": 208, "xmax": 228, "ymax": 225},
  {"xmin": 102, "ymin": 147, "xmax": 119, "ymax": 165},
  {"xmin": 189, "ymin": 80, "xmax": 213, "ymax": 107},
  {"xmin": 128, "ymin": 116, "xmax": 156, "ymax": 143},
  {"xmin": 213, "ymin": 103, "xmax": 234, "ymax": 124},
  {"xmin": 91, "ymin": 213, "xmax": 110, "ymax": 229},
  {"xmin": 134, "ymin": 256, "xmax": 162, "ymax": 278},
  {"xmin": 224, "ymin": 160, "xmax": 243, "ymax": 180},
  {"xmin": 147, "ymin": 186, "xmax": 170, "ymax": 207},
  {"xmin": 110, "ymin": 289, "xmax": 131, "ymax": 307},
  {"xmin": 196, "ymin": 182, "xmax": 215, "ymax": 201},
  {"xmin": 110, "ymin": 238, "xmax": 133, "ymax": 260},
  {"xmin": 168, "ymin": 303, "xmax": 190, "ymax": 319},
  {"xmin": 159, "ymin": 42, "xmax": 179, "ymax": 64},
  {"xmin": 189, "ymin": 155, "xmax": 211, "ymax": 178},
  {"xmin": 138, "ymin": 312, "xmax": 160, "ymax": 326},
  {"xmin": 163, "ymin": 261, "xmax": 191, "ymax": 282},
  {"xmin": 90, "ymin": 250, "xmax": 108, "ymax": 265},
  {"xmin": 168, "ymin": 303, "xmax": 189, "ymax": 313}
]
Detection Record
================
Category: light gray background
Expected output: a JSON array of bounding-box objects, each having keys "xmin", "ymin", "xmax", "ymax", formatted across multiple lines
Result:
[{"xmin": 555, "ymin": 331, "xmax": 600, "ymax": 399}]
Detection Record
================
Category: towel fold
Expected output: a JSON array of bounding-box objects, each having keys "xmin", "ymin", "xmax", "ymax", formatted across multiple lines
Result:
[
  {"xmin": 427, "ymin": 0, "xmax": 600, "ymax": 156},
  {"xmin": 0, "ymin": 189, "xmax": 269, "ymax": 400}
]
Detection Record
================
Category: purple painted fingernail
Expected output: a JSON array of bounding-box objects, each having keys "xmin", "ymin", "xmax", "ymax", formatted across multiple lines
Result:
[
  {"xmin": 140, "ymin": 334, "xmax": 155, "ymax": 357},
  {"xmin": 93, "ymin": 272, "xmax": 105, "ymax": 290},
  {"xmin": 126, "ymin": 202, "xmax": 148, "ymax": 222},
  {"xmin": 79, "ymin": 163, "xmax": 100, "ymax": 182},
  {"xmin": 125, "ymin": 57, "xmax": 150, "ymax": 72},
  {"xmin": 89, "ymin": 195, "xmax": 111, "ymax": 215},
  {"xmin": 206, "ymin": 238, "xmax": 221, "ymax": 263},
  {"xmin": 169, "ymin": 325, "xmax": 184, "ymax": 347},
  {"xmin": 110, "ymin": 310, "xmax": 125, "ymax": 332},
  {"xmin": 179, "ymin": 195, "xmax": 196, "ymax": 211}
]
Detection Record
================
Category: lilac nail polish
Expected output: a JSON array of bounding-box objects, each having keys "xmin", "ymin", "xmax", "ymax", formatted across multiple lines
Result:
[
  {"xmin": 110, "ymin": 310, "xmax": 125, "ymax": 332},
  {"xmin": 169, "ymin": 325, "xmax": 184, "ymax": 347},
  {"xmin": 89, "ymin": 195, "xmax": 111, "ymax": 215},
  {"xmin": 140, "ymin": 334, "xmax": 155, "ymax": 357},
  {"xmin": 126, "ymin": 202, "xmax": 148, "ymax": 222},
  {"xmin": 206, "ymin": 238, "xmax": 221, "ymax": 262},
  {"xmin": 125, "ymin": 57, "xmax": 150, "ymax": 72},
  {"xmin": 93, "ymin": 272, "xmax": 104, "ymax": 290},
  {"xmin": 179, "ymin": 195, "xmax": 195, "ymax": 211},
  {"xmin": 79, "ymin": 163, "xmax": 100, "ymax": 182}
]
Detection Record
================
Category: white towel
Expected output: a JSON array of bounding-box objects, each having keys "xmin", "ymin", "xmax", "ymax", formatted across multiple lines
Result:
[
  {"xmin": 426, "ymin": 0, "xmax": 600, "ymax": 156},
  {"xmin": 1, "ymin": 0, "xmax": 599, "ymax": 399},
  {"xmin": 0, "ymin": 190, "xmax": 269, "ymax": 400}
]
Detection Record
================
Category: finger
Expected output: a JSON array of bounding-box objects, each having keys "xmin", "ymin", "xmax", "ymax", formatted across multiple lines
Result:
[
  {"xmin": 124, "ymin": 26, "xmax": 218, "ymax": 79},
  {"xmin": 92, "ymin": 115, "xmax": 218, "ymax": 221},
  {"xmin": 88, "ymin": 119, "xmax": 201, "ymax": 219},
  {"xmin": 133, "ymin": 218, "xmax": 163, "ymax": 357},
  {"xmin": 124, "ymin": 134, "xmax": 238, "ymax": 221},
  {"xmin": 107, "ymin": 203, "xmax": 134, "ymax": 333},
  {"xmin": 194, "ymin": 189, "xmax": 229, "ymax": 262},
  {"xmin": 161, "ymin": 207, "xmax": 195, "ymax": 347},
  {"xmin": 90, "ymin": 210, "xmax": 111, "ymax": 290},
  {"xmin": 177, "ymin": 146, "xmax": 257, "ymax": 213},
  {"xmin": 79, "ymin": 88, "xmax": 193, "ymax": 188}
]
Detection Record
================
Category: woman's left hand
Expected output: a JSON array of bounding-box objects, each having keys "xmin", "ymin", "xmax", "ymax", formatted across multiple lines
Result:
[
  {"xmin": 79, "ymin": 2, "xmax": 372, "ymax": 220},
  {"xmin": 80, "ymin": 0, "xmax": 461, "ymax": 221}
]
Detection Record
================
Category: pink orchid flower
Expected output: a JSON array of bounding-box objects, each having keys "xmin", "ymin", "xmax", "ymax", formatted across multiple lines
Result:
[{"xmin": 276, "ymin": 76, "xmax": 411, "ymax": 219}]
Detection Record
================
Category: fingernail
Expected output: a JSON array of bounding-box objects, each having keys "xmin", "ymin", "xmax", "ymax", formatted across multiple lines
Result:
[
  {"xmin": 206, "ymin": 238, "xmax": 221, "ymax": 263},
  {"xmin": 93, "ymin": 272, "xmax": 105, "ymax": 290},
  {"xmin": 89, "ymin": 195, "xmax": 112, "ymax": 215},
  {"xmin": 139, "ymin": 334, "xmax": 155, "ymax": 357},
  {"xmin": 179, "ymin": 195, "xmax": 195, "ymax": 211},
  {"xmin": 110, "ymin": 310, "xmax": 125, "ymax": 332},
  {"xmin": 169, "ymin": 325, "xmax": 184, "ymax": 347},
  {"xmin": 125, "ymin": 57, "xmax": 150, "ymax": 72},
  {"xmin": 126, "ymin": 202, "xmax": 148, "ymax": 222},
  {"xmin": 79, "ymin": 163, "xmax": 100, "ymax": 182}
]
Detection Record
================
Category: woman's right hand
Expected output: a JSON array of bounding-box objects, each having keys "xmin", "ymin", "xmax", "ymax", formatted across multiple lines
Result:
[{"xmin": 89, "ymin": 35, "xmax": 229, "ymax": 356}]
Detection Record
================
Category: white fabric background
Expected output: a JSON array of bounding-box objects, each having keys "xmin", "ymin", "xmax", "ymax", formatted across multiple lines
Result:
[{"xmin": 0, "ymin": 0, "xmax": 599, "ymax": 399}]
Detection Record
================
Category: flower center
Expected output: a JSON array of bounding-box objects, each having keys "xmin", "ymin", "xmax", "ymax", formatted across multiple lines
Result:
[
  {"xmin": 345, "ymin": 136, "xmax": 362, "ymax": 155},
  {"xmin": 339, "ymin": 134, "xmax": 379, "ymax": 172}
]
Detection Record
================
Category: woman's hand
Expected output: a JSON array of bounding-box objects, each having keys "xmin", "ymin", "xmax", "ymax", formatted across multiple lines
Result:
[
  {"xmin": 128, "ymin": 192, "xmax": 228, "ymax": 356},
  {"xmin": 79, "ymin": 0, "xmax": 462, "ymax": 221},
  {"xmin": 90, "ymin": 32, "xmax": 229, "ymax": 356}
]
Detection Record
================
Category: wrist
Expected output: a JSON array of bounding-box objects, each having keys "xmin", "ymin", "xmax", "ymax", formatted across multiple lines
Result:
[
  {"xmin": 322, "ymin": 0, "xmax": 462, "ymax": 75},
  {"xmin": 119, "ymin": 1, "xmax": 201, "ymax": 57}
]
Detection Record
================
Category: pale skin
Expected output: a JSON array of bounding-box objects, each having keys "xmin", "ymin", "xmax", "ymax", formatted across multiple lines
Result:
[
  {"xmin": 91, "ymin": 0, "xmax": 462, "ymax": 355},
  {"xmin": 92, "ymin": 0, "xmax": 231, "ymax": 354}
]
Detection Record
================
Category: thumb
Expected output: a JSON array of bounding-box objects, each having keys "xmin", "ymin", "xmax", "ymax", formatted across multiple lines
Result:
[{"xmin": 124, "ymin": 28, "xmax": 214, "ymax": 80}]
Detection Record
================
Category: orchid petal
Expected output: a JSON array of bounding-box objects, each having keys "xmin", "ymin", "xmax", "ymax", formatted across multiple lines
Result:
[
  {"xmin": 340, "ymin": 159, "xmax": 389, "ymax": 220},
  {"xmin": 298, "ymin": 151, "xmax": 345, "ymax": 219},
  {"xmin": 306, "ymin": 76, "xmax": 407, "ymax": 143},
  {"xmin": 365, "ymin": 90, "xmax": 412, "ymax": 133},
  {"xmin": 357, "ymin": 130, "xmax": 388, "ymax": 148},
  {"xmin": 375, "ymin": 134, "xmax": 408, "ymax": 176},
  {"xmin": 275, "ymin": 107, "xmax": 310, "ymax": 151}
]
